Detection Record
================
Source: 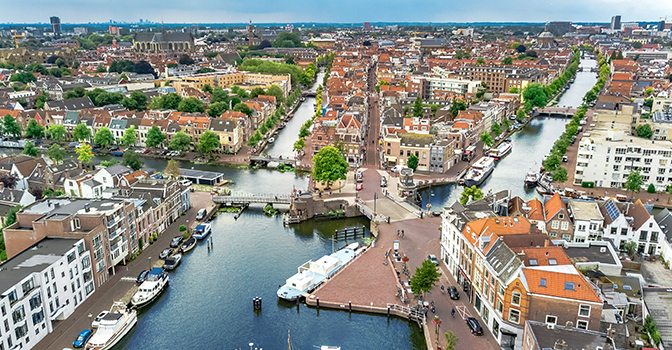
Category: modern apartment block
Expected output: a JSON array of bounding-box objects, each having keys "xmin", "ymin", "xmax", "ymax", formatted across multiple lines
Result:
[
  {"xmin": 0, "ymin": 238, "xmax": 94, "ymax": 350},
  {"xmin": 4, "ymin": 198, "xmax": 137, "ymax": 287}
]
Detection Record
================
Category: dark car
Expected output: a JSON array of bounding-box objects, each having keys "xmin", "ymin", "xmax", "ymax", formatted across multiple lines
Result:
[
  {"xmin": 111, "ymin": 151, "xmax": 124, "ymax": 157},
  {"xmin": 109, "ymin": 146, "xmax": 119, "ymax": 151},
  {"xmin": 448, "ymin": 286, "xmax": 459, "ymax": 300},
  {"xmin": 170, "ymin": 236, "xmax": 184, "ymax": 248},
  {"xmin": 466, "ymin": 317, "xmax": 483, "ymax": 335},
  {"xmin": 159, "ymin": 248, "xmax": 174, "ymax": 259},
  {"xmin": 73, "ymin": 329, "xmax": 92, "ymax": 348},
  {"xmin": 136, "ymin": 270, "xmax": 149, "ymax": 283},
  {"xmin": 91, "ymin": 149, "xmax": 99, "ymax": 154},
  {"xmin": 34, "ymin": 139, "xmax": 43, "ymax": 145}
]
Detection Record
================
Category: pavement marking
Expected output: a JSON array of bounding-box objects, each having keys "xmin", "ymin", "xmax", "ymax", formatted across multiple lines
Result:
[
  {"xmin": 456, "ymin": 305, "xmax": 471, "ymax": 320},
  {"xmin": 120, "ymin": 277, "xmax": 138, "ymax": 282}
]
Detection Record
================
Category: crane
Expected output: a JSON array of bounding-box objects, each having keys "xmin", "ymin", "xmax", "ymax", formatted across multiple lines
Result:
[{"xmin": 11, "ymin": 30, "xmax": 24, "ymax": 49}]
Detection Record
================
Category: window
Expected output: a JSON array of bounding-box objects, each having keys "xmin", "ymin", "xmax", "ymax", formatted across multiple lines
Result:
[
  {"xmin": 549, "ymin": 259, "xmax": 557, "ymax": 265},
  {"xmin": 546, "ymin": 315, "xmax": 557, "ymax": 325},
  {"xmin": 509, "ymin": 309, "xmax": 520, "ymax": 324},
  {"xmin": 565, "ymin": 282, "xmax": 575, "ymax": 291},
  {"xmin": 529, "ymin": 259, "xmax": 538, "ymax": 266},
  {"xmin": 540, "ymin": 278, "xmax": 546, "ymax": 287},
  {"xmin": 21, "ymin": 278, "xmax": 35, "ymax": 294},
  {"xmin": 7, "ymin": 290, "xmax": 17, "ymax": 305},
  {"xmin": 31, "ymin": 310, "xmax": 44, "ymax": 325},
  {"xmin": 561, "ymin": 222, "xmax": 569, "ymax": 231},
  {"xmin": 12, "ymin": 306, "xmax": 25, "ymax": 324},
  {"xmin": 579, "ymin": 304, "xmax": 591, "ymax": 317},
  {"xmin": 511, "ymin": 292, "xmax": 521, "ymax": 306},
  {"xmin": 640, "ymin": 231, "xmax": 648, "ymax": 241},
  {"xmin": 497, "ymin": 300, "xmax": 503, "ymax": 314},
  {"xmin": 552, "ymin": 221, "xmax": 559, "ymax": 229},
  {"xmin": 14, "ymin": 323, "xmax": 28, "ymax": 339},
  {"xmin": 621, "ymin": 228, "xmax": 628, "ymax": 236},
  {"xmin": 579, "ymin": 225, "xmax": 586, "ymax": 231},
  {"xmin": 576, "ymin": 320, "xmax": 588, "ymax": 329},
  {"xmin": 28, "ymin": 294, "xmax": 41, "ymax": 310}
]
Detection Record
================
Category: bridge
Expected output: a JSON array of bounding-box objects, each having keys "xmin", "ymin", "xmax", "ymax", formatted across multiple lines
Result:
[
  {"xmin": 249, "ymin": 155, "xmax": 297, "ymax": 166},
  {"xmin": 535, "ymin": 107, "xmax": 577, "ymax": 117},
  {"xmin": 302, "ymin": 90, "xmax": 317, "ymax": 97},
  {"xmin": 212, "ymin": 194, "xmax": 292, "ymax": 206}
]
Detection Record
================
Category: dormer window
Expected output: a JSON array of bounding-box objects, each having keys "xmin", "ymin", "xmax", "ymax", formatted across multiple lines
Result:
[{"xmin": 529, "ymin": 259, "xmax": 538, "ymax": 266}]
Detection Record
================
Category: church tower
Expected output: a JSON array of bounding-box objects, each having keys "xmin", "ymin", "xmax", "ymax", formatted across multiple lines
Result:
[{"xmin": 248, "ymin": 20, "xmax": 255, "ymax": 46}]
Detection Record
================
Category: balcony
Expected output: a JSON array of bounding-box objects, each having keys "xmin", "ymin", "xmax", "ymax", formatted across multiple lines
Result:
[{"xmin": 108, "ymin": 226, "xmax": 127, "ymax": 241}]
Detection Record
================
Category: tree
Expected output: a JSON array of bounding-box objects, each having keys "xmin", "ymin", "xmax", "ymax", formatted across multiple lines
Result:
[
  {"xmin": 502, "ymin": 57, "xmax": 513, "ymax": 65},
  {"xmin": 0, "ymin": 173, "xmax": 19, "ymax": 189},
  {"xmin": 583, "ymin": 90, "xmax": 597, "ymax": 104},
  {"xmin": 94, "ymin": 127, "xmax": 114, "ymax": 148},
  {"xmin": 164, "ymin": 159, "xmax": 182, "ymax": 179},
  {"xmin": 202, "ymin": 84, "xmax": 213, "ymax": 93},
  {"xmin": 624, "ymin": 167, "xmax": 644, "ymax": 197},
  {"xmin": 460, "ymin": 185, "xmax": 484, "ymax": 205},
  {"xmin": 636, "ymin": 124, "xmax": 653, "ymax": 139},
  {"xmin": 35, "ymin": 93, "xmax": 48, "ymax": 109},
  {"xmin": 122, "ymin": 150, "xmax": 143, "ymax": 171},
  {"xmin": 476, "ymin": 57, "xmax": 486, "ymax": 65},
  {"xmin": 99, "ymin": 159, "xmax": 119, "ymax": 167},
  {"xmin": 407, "ymin": 154, "xmax": 419, "ymax": 171},
  {"xmin": 145, "ymin": 126, "xmax": 166, "ymax": 148},
  {"xmin": 23, "ymin": 141, "xmax": 38, "ymax": 157},
  {"xmin": 410, "ymin": 259, "xmax": 442, "ymax": 298},
  {"xmin": 3, "ymin": 115, "xmax": 21, "ymax": 138},
  {"xmin": 233, "ymin": 102, "xmax": 253, "ymax": 117},
  {"xmin": 249, "ymin": 87, "xmax": 266, "ymax": 99},
  {"xmin": 247, "ymin": 130, "xmax": 262, "ymax": 147},
  {"xmin": 413, "ymin": 95, "xmax": 423, "ymax": 118},
  {"xmin": 480, "ymin": 131, "xmax": 493, "ymax": 147},
  {"xmin": 64, "ymin": 87, "xmax": 86, "ymax": 99},
  {"xmin": 211, "ymin": 87, "xmax": 229, "ymax": 104},
  {"xmin": 312, "ymin": 146, "xmax": 348, "ymax": 184},
  {"xmin": 121, "ymin": 126, "xmax": 137, "ymax": 147},
  {"xmin": 134, "ymin": 60, "xmax": 155, "ymax": 75},
  {"xmin": 198, "ymin": 130, "xmax": 220, "ymax": 156},
  {"xmin": 75, "ymin": 142, "xmax": 93, "ymax": 163},
  {"xmin": 543, "ymin": 153, "xmax": 561, "ymax": 172},
  {"xmin": 47, "ymin": 143, "xmax": 65, "ymax": 164},
  {"xmin": 72, "ymin": 123, "xmax": 91, "ymax": 141},
  {"xmin": 647, "ymin": 183, "xmax": 656, "ymax": 194},
  {"xmin": 177, "ymin": 97, "xmax": 205, "ymax": 113},
  {"xmin": 169, "ymin": 131, "xmax": 191, "ymax": 153},
  {"xmin": 178, "ymin": 54, "xmax": 195, "ymax": 65},
  {"xmin": 29, "ymin": 187, "xmax": 43, "ymax": 200},
  {"xmin": 449, "ymin": 99, "xmax": 467, "ymax": 118},
  {"xmin": 516, "ymin": 108, "xmax": 527, "ymax": 122},
  {"xmin": 522, "ymin": 83, "xmax": 548, "ymax": 108},
  {"xmin": 552, "ymin": 167, "xmax": 568, "ymax": 183},
  {"xmin": 491, "ymin": 122, "xmax": 501, "ymax": 136},
  {"xmin": 293, "ymin": 137, "xmax": 305, "ymax": 153},
  {"xmin": 516, "ymin": 44, "xmax": 526, "ymax": 53},
  {"xmin": 444, "ymin": 331, "xmax": 459, "ymax": 350},
  {"xmin": 207, "ymin": 101, "xmax": 229, "ymax": 117},
  {"xmin": 265, "ymin": 85, "xmax": 285, "ymax": 106},
  {"xmin": 96, "ymin": 65, "xmax": 107, "ymax": 73},
  {"xmin": 24, "ymin": 119, "xmax": 45, "ymax": 139},
  {"xmin": 632, "ymin": 42, "xmax": 643, "ymax": 49}
]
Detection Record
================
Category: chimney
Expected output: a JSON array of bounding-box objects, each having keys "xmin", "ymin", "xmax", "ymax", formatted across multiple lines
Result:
[
  {"xmin": 0, "ymin": 182, "xmax": 4, "ymax": 192},
  {"xmin": 64, "ymin": 171, "xmax": 69, "ymax": 180},
  {"xmin": 37, "ymin": 164, "xmax": 42, "ymax": 177}
]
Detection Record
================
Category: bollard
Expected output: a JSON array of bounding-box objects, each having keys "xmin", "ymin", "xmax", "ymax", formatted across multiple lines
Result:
[
  {"xmin": 316, "ymin": 297, "xmax": 319, "ymax": 309},
  {"xmin": 349, "ymin": 301, "xmax": 352, "ymax": 312},
  {"xmin": 387, "ymin": 306, "xmax": 390, "ymax": 317}
]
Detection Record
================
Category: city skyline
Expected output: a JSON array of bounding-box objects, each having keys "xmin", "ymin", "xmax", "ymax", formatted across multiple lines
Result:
[{"xmin": 5, "ymin": 0, "xmax": 672, "ymax": 25}]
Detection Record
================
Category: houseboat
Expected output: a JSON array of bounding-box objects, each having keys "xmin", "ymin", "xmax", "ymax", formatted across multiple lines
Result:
[
  {"xmin": 524, "ymin": 172, "xmax": 540, "ymax": 187},
  {"xmin": 85, "ymin": 302, "xmax": 137, "ymax": 350},
  {"xmin": 130, "ymin": 268, "xmax": 169, "ymax": 308},
  {"xmin": 487, "ymin": 142, "xmax": 512, "ymax": 161},
  {"xmin": 460, "ymin": 157, "xmax": 495, "ymax": 187}
]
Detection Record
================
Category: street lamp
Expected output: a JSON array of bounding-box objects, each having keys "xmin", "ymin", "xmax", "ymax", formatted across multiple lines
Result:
[
  {"xmin": 148, "ymin": 256, "xmax": 152, "ymax": 270},
  {"xmin": 432, "ymin": 315, "xmax": 442, "ymax": 349}
]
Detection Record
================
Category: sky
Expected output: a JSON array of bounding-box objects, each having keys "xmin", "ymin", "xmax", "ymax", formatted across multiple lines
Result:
[{"xmin": 5, "ymin": 0, "xmax": 672, "ymax": 24}]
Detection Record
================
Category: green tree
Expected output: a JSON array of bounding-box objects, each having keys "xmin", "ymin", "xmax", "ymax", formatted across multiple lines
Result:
[
  {"xmin": 516, "ymin": 108, "xmax": 527, "ymax": 122},
  {"xmin": 623, "ymin": 241, "xmax": 637, "ymax": 257},
  {"xmin": 169, "ymin": 131, "xmax": 191, "ymax": 153},
  {"xmin": 96, "ymin": 65, "xmax": 107, "ymax": 73},
  {"xmin": 211, "ymin": 87, "xmax": 229, "ymax": 104},
  {"xmin": 145, "ymin": 126, "xmax": 166, "ymax": 148},
  {"xmin": 233, "ymin": 102, "xmax": 253, "ymax": 117},
  {"xmin": 412, "ymin": 95, "xmax": 423, "ymax": 118},
  {"xmin": 502, "ymin": 57, "xmax": 513, "ymax": 65},
  {"xmin": 202, "ymin": 84, "xmax": 213, "ymax": 93},
  {"xmin": 407, "ymin": 154, "xmax": 419, "ymax": 171},
  {"xmin": 247, "ymin": 130, "xmax": 262, "ymax": 147},
  {"xmin": 542, "ymin": 153, "xmax": 561, "ymax": 172},
  {"xmin": 23, "ymin": 141, "xmax": 38, "ymax": 157},
  {"xmin": 647, "ymin": 183, "xmax": 656, "ymax": 194},
  {"xmin": 207, "ymin": 101, "xmax": 229, "ymax": 117},
  {"xmin": 409, "ymin": 259, "xmax": 442, "ymax": 298},
  {"xmin": 444, "ymin": 331, "xmax": 459, "ymax": 350},
  {"xmin": 164, "ymin": 159, "xmax": 182, "ymax": 179},
  {"xmin": 552, "ymin": 167, "xmax": 568, "ymax": 183},
  {"xmin": 624, "ymin": 167, "xmax": 644, "ymax": 197},
  {"xmin": 480, "ymin": 131, "xmax": 493, "ymax": 147},
  {"xmin": 122, "ymin": 150, "xmax": 144, "ymax": 171},
  {"xmin": 177, "ymin": 97, "xmax": 205, "ymax": 113},
  {"xmin": 449, "ymin": 99, "xmax": 467, "ymax": 118},
  {"xmin": 312, "ymin": 146, "xmax": 349, "ymax": 184},
  {"xmin": 3, "ymin": 115, "xmax": 21, "ymax": 138},
  {"xmin": 460, "ymin": 185, "xmax": 484, "ymax": 205},
  {"xmin": 491, "ymin": 122, "xmax": 501, "ymax": 136},
  {"xmin": 502, "ymin": 118, "xmax": 510, "ymax": 130},
  {"xmin": 121, "ymin": 126, "xmax": 137, "ymax": 147},
  {"xmin": 249, "ymin": 87, "xmax": 266, "ymax": 99},
  {"xmin": 265, "ymin": 85, "xmax": 285, "ymax": 105},
  {"xmin": 198, "ymin": 130, "xmax": 221, "ymax": 156},
  {"xmin": 75, "ymin": 143, "xmax": 94, "ymax": 163},
  {"xmin": 72, "ymin": 123, "xmax": 91, "ymax": 141},
  {"xmin": 636, "ymin": 124, "xmax": 653, "ymax": 139},
  {"xmin": 522, "ymin": 83, "xmax": 548, "ymax": 108},
  {"xmin": 93, "ymin": 127, "xmax": 114, "ymax": 148},
  {"xmin": 293, "ymin": 137, "xmax": 306, "ymax": 153},
  {"xmin": 47, "ymin": 143, "xmax": 65, "ymax": 164},
  {"xmin": 24, "ymin": 119, "xmax": 45, "ymax": 139},
  {"xmin": 35, "ymin": 93, "xmax": 48, "ymax": 109},
  {"xmin": 583, "ymin": 90, "xmax": 597, "ymax": 103},
  {"xmin": 64, "ymin": 87, "xmax": 86, "ymax": 99},
  {"xmin": 120, "ymin": 96, "xmax": 138, "ymax": 111},
  {"xmin": 99, "ymin": 159, "xmax": 119, "ymax": 167}
]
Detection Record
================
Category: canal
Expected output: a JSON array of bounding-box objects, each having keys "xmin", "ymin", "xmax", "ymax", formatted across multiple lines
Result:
[{"xmin": 419, "ymin": 58, "xmax": 598, "ymax": 209}]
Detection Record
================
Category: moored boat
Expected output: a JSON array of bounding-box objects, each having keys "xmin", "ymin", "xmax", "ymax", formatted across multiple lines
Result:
[
  {"xmin": 180, "ymin": 237, "xmax": 197, "ymax": 253},
  {"xmin": 130, "ymin": 268, "xmax": 169, "ymax": 308},
  {"xmin": 524, "ymin": 172, "xmax": 540, "ymax": 187},
  {"xmin": 460, "ymin": 157, "xmax": 495, "ymax": 187},
  {"xmin": 193, "ymin": 223, "xmax": 212, "ymax": 239},
  {"xmin": 85, "ymin": 302, "xmax": 137, "ymax": 350},
  {"xmin": 487, "ymin": 142, "xmax": 512, "ymax": 161},
  {"xmin": 277, "ymin": 243, "xmax": 359, "ymax": 301}
]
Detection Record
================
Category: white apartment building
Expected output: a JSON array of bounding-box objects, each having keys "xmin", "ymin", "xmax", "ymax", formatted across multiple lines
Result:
[
  {"xmin": 600, "ymin": 198, "xmax": 664, "ymax": 255},
  {"xmin": 568, "ymin": 199, "xmax": 604, "ymax": 242},
  {"xmin": 0, "ymin": 238, "xmax": 94, "ymax": 350},
  {"xmin": 574, "ymin": 122, "xmax": 672, "ymax": 192}
]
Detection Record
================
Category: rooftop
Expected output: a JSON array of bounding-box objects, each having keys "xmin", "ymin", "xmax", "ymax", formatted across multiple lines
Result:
[
  {"xmin": 642, "ymin": 287, "xmax": 672, "ymax": 347},
  {"xmin": 179, "ymin": 168, "xmax": 224, "ymax": 181},
  {"xmin": 525, "ymin": 320, "xmax": 615, "ymax": 350},
  {"xmin": 22, "ymin": 198, "xmax": 126, "ymax": 218},
  {"xmin": 563, "ymin": 243, "xmax": 619, "ymax": 265},
  {"xmin": 569, "ymin": 199, "xmax": 604, "ymax": 221}
]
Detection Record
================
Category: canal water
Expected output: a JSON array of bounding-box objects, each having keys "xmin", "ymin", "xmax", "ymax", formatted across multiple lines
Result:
[{"xmin": 419, "ymin": 59, "xmax": 598, "ymax": 209}]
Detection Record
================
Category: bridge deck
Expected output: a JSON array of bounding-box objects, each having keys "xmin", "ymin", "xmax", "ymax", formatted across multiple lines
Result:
[
  {"xmin": 213, "ymin": 194, "xmax": 292, "ymax": 205},
  {"xmin": 249, "ymin": 156, "xmax": 297, "ymax": 164}
]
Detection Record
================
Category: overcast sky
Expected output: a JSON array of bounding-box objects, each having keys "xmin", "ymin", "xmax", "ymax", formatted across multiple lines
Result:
[{"xmin": 5, "ymin": 0, "xmax": 672, "ymax": 24}]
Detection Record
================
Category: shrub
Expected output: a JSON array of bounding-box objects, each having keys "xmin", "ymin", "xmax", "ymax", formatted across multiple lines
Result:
[
  {"xmin": 641, "ymin": 333, "xmax": 649, "ymax": 341},
  {"xmin": 182, "ymin": 231, "xmax": 190, "ymax": 240},
  {"xmin": 152, "ymin": 233, "xmax": 158, "ymax": 240},
  {"xmin": 647, "ymin": 184, "xmax": 656, "ymax": 193},
  {"xmin": 138, "ymin": 238, "xmax": 143, "ymax": 251},
  {"xmin": 581, "ymin": 181, "xmax": 595, "ymax": 188},
  {"xmin": 179, "ymin": 225, "xmax": 187, "ymax": 232}
]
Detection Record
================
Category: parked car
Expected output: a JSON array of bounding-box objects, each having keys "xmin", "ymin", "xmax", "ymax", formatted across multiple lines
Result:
[
  {"xmin": 34, "ymin": 139, "xmax": 43, "ymax": 145},
  {"xmin": 142, "ymin": 148, "xmax": 150, "ymax": 154},
  {"xmin": 111, "ymin": 151, "xmax": 123, "ymax": 157},
  {"xmin": 448, "ymin": 286, "xmax": 459, "ymax": 300},
  {"xmin": 427, "ymin": 254, "xmax": 439, "ymax": 265},
  {"xmin": 159, "ymin": 248, "xmax": 174, "ymax": 260},
  {"xmin": 136, "ymin": 270, "xmax": 149, "ymax": 283},
  {"xmin": 390, "ymin": 165, "xmax": 410, "ymax": 173},
  {"xmin": 180, "ymin": 180, "xmax": 192, "ymax": 187},
  {"xmin": 562, "ymin": 155, "xmax": 568, "ymax": 162},
  {"xmin": 196, "ymin": 208, "xmax": 207, "ymax": 220},
  {"xmin": 380, "ymin": 176, "xmax": 387, "ymax": 187},
  {"xmin": 356, "ymin": 183, "xmax": 363, "ymax": 191},
  {"xmin": 466, "ymin": 317, "xmax": 483, "ymax": 335},
  {"xmin": 69, "ymin": 142, "xmax": 80, "ymax": 148},
  {"xmin": 73, "ymin": 329, "xmax": 92, "ymax": 348},
  {"xmin": 109, "ymin": 146, "xmax": 119, "ymax": 151},
  {"xmin": 170, "ymin": 236, "xmax": 184, "ymax": 248},
  {"xmin": 91, "ymin": 311, "xmax": 108, "ymax": 328}
]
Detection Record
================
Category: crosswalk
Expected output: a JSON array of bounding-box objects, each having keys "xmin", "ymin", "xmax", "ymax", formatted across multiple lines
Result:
[{"xmin": 120, "ymin": 277, "xmax": 137, "ymax": 282}]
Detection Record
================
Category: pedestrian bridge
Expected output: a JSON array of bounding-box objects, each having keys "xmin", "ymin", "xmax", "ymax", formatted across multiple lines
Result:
[
  {"xmin": 536, "ymin": 107, "xmax": 577, "ymax": 117},
  {"xmin": 302, "ymin": 90, "xmax": 317, "ymax": 97},
  {"xmin": 213, "ymin": 194, "xmax": 292, "ymax": 206},
  {"xmin": 249, "ymin": 155, "xmax": 297, "ymax": 166}
]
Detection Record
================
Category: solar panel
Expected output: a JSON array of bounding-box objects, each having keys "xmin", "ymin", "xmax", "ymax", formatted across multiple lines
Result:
[{"xmin": 605, "ymin": 199, "xmax": 620, "ymax": 221}]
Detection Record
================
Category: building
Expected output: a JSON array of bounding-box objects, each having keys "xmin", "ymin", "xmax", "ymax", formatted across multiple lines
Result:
[
  {"xmin": 429, "ymin": 139, "xmax": 456, "ymax": 173},
  {"xmin": 383, "ymin": 133, "xmax": 435, "ymax": 171},
  {"xmin": 548, "ymin": 21, "xmax": 573, "ymax": 35},
  {"xmin": 453, "ymin": 66, "xmax": 542, "ymax": 94},
  {"xmin": 568, "ymin": 199, "xmax": 604, "ymax": 242},
  {"xmin": 109, "ymin": 25, "xmax": 120, "ymax": 36},
  {"xmin": 522, "ymin": 320, "xmax": 616, "ymax": 350},
  {"xmin": 363, "ymin": 22, "xmax": 371, "ymax": 31},
  {"xmin": 50, "ymin": 16, "xmax": 61, "ymax": 34},
  {"xmin": 543, "ymin": 193, "xmax": 574, "ymax": 241},
  {"xmin": 0, "ymin": 237, "xmax": 94, "ymax": 350},
  {"xmin": 611, "ymin": 15, "xmax": 622, "ymax": 30},
  {"xmin": 133, "ymin": 32, "xmax": 194, "ymax": 52},
  {"xmin": 600, "ymin": 198, "xmax": 664, "ymax": 255}
]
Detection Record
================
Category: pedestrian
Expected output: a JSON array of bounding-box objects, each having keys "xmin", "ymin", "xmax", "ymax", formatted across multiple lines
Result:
[
  {"xmin": 402, "ymin": 230, "xmax": 405, "ymax": 238},
  {"xmin": 397, "ymin": 230, "xmax": 400, "ymax": 237}
]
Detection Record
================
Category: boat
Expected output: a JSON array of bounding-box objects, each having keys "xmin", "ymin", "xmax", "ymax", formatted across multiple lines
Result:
[
  {"xmin": 163, "ymin": 254, "xmax": 182, "ymax": 270},
  {"xmin": 300, "ymin": 97, "xmax": 306, "ymax": 102},
  {"xmin": 277, "ymin": 243, "xmax": 359, "ymax": 301},
  {"xmin": 180, "ymin": 237, "xmax": 197, "ymax": 253},
  {"xmin": 277, "ymin": 123, "xmax": 286, "ymax": 130},
  {"xmin": 85, "ymin": 302, "xmax": 137, "ymax": 350},
  {"xmin": 130, "ymin": 268, "xmax": 169, "ymax": 308},
  {"xmin": 487, "ymin": 142, "xmax": 512, "ymax": 161},
  {"xmin": 192, "ymin": 223, "xmax": 212, "ymax": 239},
  {"xmin": 524, "ymin": 172, "xmax": 540, "ymax": 187},
  {"xmin": 268, "ymin": 137, "xmax": 275, "ymax": 144},
  {"xmin": 459, "ymin": 157, "xmax": 495, "ymax": 187}
]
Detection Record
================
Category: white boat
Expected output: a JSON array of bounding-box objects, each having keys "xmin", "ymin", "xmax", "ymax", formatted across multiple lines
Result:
[
  {"xmin": 460, "ymin": 157, "xmax": 495, "ymax": 187},
  {"xmin": 85, "ymin": 302, "xmax": 137, "ymax": 350},
  {"xmin": 180, "ymin": 237, "xmax": 197, "ymax": 253},
  {"xmin": 524, "ymin": 172, "xmax": 540, "ymax": 187},
  {"xmin": 487, "ymin": 142, "xmax": 512, "ymax": 160},
  {"xmin": 277, "ymin": 243, "xmax": 359, "ymax": 301},
  {"xmin": 268, "ymin": 137, "xmax": 275, "ymax": 144},
  {"xmin": 130, "ymin": 268, "xmax": 169, "ymax": 308},
  {"xmin": 192, "ymin": 223, "xmax": 212, "ymax": 239}
]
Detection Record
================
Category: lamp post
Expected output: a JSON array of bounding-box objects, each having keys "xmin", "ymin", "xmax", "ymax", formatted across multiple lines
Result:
[
  {"xmin": 148, "ymin": 256, "xmax": 152, "ymax": 270},
  {"xmin": 432, "ymin": 315, "xmax": 442, "ymax": 349}
]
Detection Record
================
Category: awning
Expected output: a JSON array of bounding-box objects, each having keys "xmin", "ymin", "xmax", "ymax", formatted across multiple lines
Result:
[
  {"xmin": 49, "ymin": 304, "xmax": 66, "ymax": 320},
  {"xmin": 500, "ymin": 329, "xmax": 518, "ymax": 337},
  {"xmin": 385, "ymin": 156, "xmax": 397, "ymax": 161}
]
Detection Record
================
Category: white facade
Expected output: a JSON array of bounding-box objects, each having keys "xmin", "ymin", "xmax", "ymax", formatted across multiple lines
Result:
[
  {"xmin": 0, "ymin": 238, "xmax": 94, "ymax": 350},
  {"xmin": 568, "ymin": 200, "xmax": 604, "ymax": 243},
  {"xmin": 603, "ymin": 210, "xmax": 664, "ymax": 255}
]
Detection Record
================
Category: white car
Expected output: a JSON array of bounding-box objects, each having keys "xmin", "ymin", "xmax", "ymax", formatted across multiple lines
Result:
[
  {"xmin": 180, "ymin": 180, "xmax": 192, "ymax": 187},
  {"xmin": 91, "ymin": 310, "xmax": 108, "ymax": 328},
  {"xmin": 390, "ymin": 165, "xmax": 410, "ymax": 173}
]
